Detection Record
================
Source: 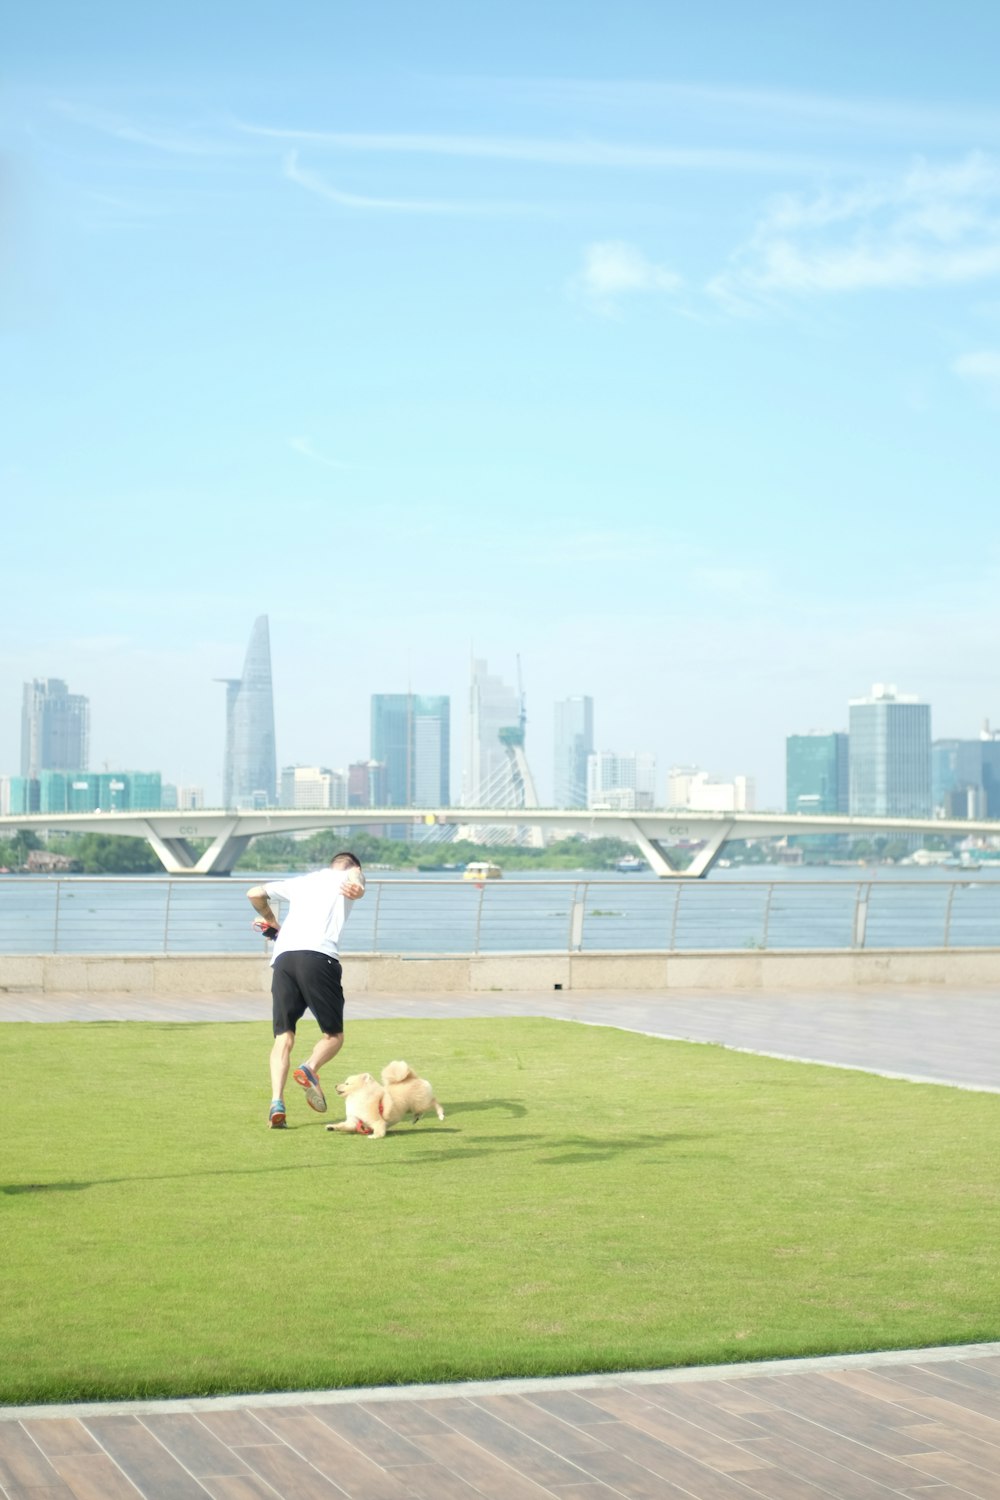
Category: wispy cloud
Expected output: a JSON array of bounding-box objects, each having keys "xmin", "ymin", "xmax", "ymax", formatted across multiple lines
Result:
[
  {"xmin": 709, "ymin": 152, "xmax": 1000, "ymax": 308},
  {"xmin": 240, "ymin": 120, "xmax": 820, "ymax": 175},
  {"xmin": 288, "ymin": 436, "xmax": 352, "ymax": 470},
  {"xmin": 51, "ymin": 100, "xmax": 237, "ymax": 158},
  {"xmin": 574, "ymin": 240, "xmax": 682, "ymax": 309},
  {"xmin": 282, "ymin": 151, "xmax": 525, "ymax": 216}
]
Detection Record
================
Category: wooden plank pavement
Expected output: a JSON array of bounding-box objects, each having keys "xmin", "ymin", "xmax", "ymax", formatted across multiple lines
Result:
[{"xmin": 4, "ymin": 1350, "xmax": 1000, "ymax": 1499}]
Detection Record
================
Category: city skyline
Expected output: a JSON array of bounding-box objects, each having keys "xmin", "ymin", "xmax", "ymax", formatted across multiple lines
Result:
[
  {"xmin": 7, "ymin": 645, "xmax": 1000, "ymax": 814},
  {"xmin": 5, "ymin": 4, "xmax": 1000, "ymax": 804}
]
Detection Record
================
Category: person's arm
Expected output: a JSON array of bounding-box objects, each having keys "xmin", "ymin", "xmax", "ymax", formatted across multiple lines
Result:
[
  {"xmin": 339, "ymin": 868, "xmax": 365, "ymax": 900},
  {"xmin": 247, "ymin": 885, "xmax": 280, "ymax": 936}
]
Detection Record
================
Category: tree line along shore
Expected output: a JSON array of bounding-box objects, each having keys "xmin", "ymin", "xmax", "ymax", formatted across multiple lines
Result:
[{"xmin": 0, "ymin": 828, "xmax": 965, "ymax": 876}]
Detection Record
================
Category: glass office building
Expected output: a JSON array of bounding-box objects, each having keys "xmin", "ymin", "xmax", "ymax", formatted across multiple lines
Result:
[
  {"xmin": 371, "ymin": 694, "xmax": 450, "ymax": 807},
  {"xmin": 933, "ymin": 737, "xmax": 1000, "ymax": 817},
  {"xmin": 12, "ymin": 771, "xmax": 164, "ymax": 813},
  {"xmin": 554, "ymin": 696, "xmax": 594, "ymax": 808},
  {"xmin": 849, "ymin": 685, "xmax": 932, "ymax": 816},
  {"xmin": 786, "ymin": 731, "xmax": 849, "ymax": 814}
]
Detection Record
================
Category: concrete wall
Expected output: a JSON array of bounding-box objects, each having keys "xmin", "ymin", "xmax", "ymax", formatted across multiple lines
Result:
[{"xmin": 3, "ymin": 949, "xmax": 1000, "ymax": 994}]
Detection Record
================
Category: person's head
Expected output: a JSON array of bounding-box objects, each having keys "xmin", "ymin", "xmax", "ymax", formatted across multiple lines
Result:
[{"xmin": 330, "ymin": 851, "xmax": 362, "ymax": 872}]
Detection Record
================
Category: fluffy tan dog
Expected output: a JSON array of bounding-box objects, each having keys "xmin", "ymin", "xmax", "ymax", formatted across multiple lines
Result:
[{"xmin": 327, "ymin": 1061, "xmax": 445, "ymax": 1139}]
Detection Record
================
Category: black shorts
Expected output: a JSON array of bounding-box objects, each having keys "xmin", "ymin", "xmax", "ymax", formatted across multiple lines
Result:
[{"xmin": 271, "ymin": 951, "xmax": 345, "ymax": 1037}]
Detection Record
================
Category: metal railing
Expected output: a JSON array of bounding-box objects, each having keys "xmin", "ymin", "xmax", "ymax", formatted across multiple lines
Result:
[{"xmin": 2, "ymin": 876, "xmax": 1000, "ymax": 955}]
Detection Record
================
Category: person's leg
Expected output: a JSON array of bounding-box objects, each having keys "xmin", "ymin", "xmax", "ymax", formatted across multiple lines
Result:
[
  {"xmin": 270, "ymin": 1030, "xmax": 295, "ymax": 1100},
  {"xmin": 303, "ymin": 1030, "xmax": 344, "ymax": 1074},
  {"xmin": 292, "ymin": 1032, "xmax": 341, "ymax": 1112},
  {"xmin": 292, "ymin": 955, "xmax": 346, "ymax": 1112},
  {"xmin": 268, "ymin": 955, "xmax": 307, "ymax": 1127}
]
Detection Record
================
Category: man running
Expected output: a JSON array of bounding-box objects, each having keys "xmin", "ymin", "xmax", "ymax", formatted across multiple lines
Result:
[{"xmin": 247, "ymin": 851, "xmax": 365, "ymax": 1129}]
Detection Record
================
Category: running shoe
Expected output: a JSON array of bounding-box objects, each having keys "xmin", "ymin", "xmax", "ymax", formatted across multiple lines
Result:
[
  {"xmin": 293, "ymin": 1063, "xmax": 327, "ymax": 1113},
  {"xmin": 268, "ymin": 1101, "xmax": 287, "ymax": 1129}
]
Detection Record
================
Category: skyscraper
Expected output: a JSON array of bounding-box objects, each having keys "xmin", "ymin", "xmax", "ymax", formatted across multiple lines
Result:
[
  {"xmin": 849, "ymin": 684, "xmax": 931, "ymax": 816},
  {"xmin": 21, "ymin": 679, "xmax": 89, "ymax": 779},
  {"xmin": 786, "ymin": 731, "xmax": 849, "ymax": 814},
  {"xmin": 932, "ymin": 732, "xmax": 1000, "ymax": 818},
  {"xmin": 371, "ymin": 694, "xmax": 450, "ymax": 806},
  {"xmin": 464, "ymin": 658, "xmax": 522, "ymax": 805},
  {"xmin": 219, "ymin": 615, "xmax": 277, "ymax": 808},
  {"xmin": 554, "ymin": 696, "xmax": 594, "ymax": 807}
]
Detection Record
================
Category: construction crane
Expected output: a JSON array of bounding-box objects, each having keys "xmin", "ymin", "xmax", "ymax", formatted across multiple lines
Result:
[{"xmin": 496, "ymin": 655, "xmax": 538, "ymax": 807}]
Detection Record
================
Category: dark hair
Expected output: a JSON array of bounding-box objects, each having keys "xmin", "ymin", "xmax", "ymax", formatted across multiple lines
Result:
[{"xmin": 330, "ymin": 851, "xmax": 362, "ymax": 869}]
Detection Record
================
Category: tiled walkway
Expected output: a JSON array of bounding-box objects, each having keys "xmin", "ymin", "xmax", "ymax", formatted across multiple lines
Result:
[
  {"xmin": 4, "ymin": 983, "xmax": 1000, "ymax": 1499},
  {"xmin": 5, "ymin": 1347, "xmax": 1000, "ymax": 1499},
  {"xmin": 5, "ymin": 984, "xmax": 1000, "ymax": 1091}
]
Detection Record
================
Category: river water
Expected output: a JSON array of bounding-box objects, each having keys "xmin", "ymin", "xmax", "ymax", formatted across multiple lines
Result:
[{"xmin": 3, "ymin": 865, "xmax": 1000, "ymax": 955}]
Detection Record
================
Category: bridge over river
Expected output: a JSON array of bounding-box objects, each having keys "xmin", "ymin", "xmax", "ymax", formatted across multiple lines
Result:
[{"xmin": 2, "ymin": 807, "xmax": 997, "ymax": 876}]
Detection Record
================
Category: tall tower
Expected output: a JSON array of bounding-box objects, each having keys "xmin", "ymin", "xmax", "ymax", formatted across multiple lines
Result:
[
  {"xmin": 21, "ymin": 679, "xmax": 90, "ymax": 779},
  {"xmin": 462, "ymin": 657, "xmax": 540, "ymax": 845},
  {"xmin": 371, "ymin": 693, "xmax": 450, "ymax": 806},
  {"xmin": 464, "ymin": 658, "xmax": 522, "ymax": 805},
  {"xmin": 848, "ymin": 684, "xmax": 931, "ymax": 816},
  {"xmin": 554, "ymin": 696, "xmax": 594, "ymax": 808},
  {"xmin": 218, "ymin": 616, "xmax": 277, "ymax": 808}
]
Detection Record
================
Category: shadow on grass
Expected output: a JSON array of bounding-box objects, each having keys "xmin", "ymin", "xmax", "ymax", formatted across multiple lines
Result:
[
  {"xmin": 4, "ymin": 1181, "xmax": 92, "ymax": 1195},
  {"xmin": 1, "ymin": 1130, "xmax": 711, "ymax": 1193},
  {"xmin": 447, "ymin": 1098, "xmax": 528, "ymax": 1117}
]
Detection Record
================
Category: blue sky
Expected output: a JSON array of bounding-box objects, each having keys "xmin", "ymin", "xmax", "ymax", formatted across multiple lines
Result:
[{"xmin": 4, "ymin": 1, "xmax": 1000, "ymax": 807}]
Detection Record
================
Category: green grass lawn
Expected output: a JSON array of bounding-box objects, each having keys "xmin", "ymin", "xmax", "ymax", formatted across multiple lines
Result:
[{"xmin": 2, "ymin": 1016, "xmax": 998, "ymax": 1405}]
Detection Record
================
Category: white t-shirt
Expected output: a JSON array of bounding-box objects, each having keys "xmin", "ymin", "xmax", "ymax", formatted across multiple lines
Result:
[{"xmin": 264, "ymin": 867, "xmax": 363, "ymax": 965}]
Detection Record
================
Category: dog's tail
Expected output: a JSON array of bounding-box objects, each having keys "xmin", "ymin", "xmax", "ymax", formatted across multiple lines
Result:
[{"xmin": 382, "ymin": 1060, "xmax": 414, "ymax": 1085}]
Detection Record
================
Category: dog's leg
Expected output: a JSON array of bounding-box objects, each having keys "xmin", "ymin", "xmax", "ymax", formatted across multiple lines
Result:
[
  {"xmin": 432, "ymin": 1097, "xmax": 445, "ymax": 1120},
  {"xmin": 327, "ymin": 1113, "xmax": 371, "ymax": 1134}
]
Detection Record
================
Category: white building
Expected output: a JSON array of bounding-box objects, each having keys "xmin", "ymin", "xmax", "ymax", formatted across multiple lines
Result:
[
  {"xmin": 667, "ymin": 765, "xmax": 700, "ymax": 808},
  {"xmin": 587, "ymin": 751, "xmax": 656, "ymax": 811},
  {"xmin": 669, "ymin": 766, "xmax": 755, "ymax": 812},
  {"xmin": 279, "ymin": 765, "xmax": 347, "ymax": 810},
  {"xmin": 464, "ymin": 658, "xmax": 523, "ymax": 806}
]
